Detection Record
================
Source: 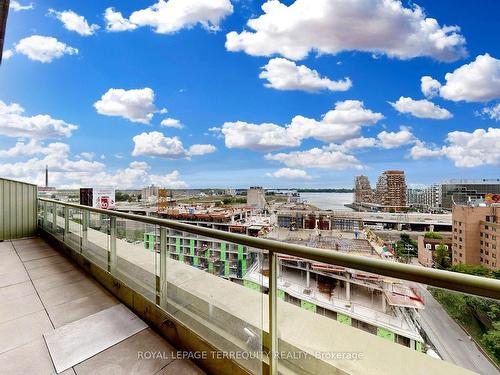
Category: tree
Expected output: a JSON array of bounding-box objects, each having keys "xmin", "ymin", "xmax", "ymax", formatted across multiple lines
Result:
[
  {"xmin": 482, "ymin": 322, "xmax": 500, "ymax": 360},
  {"xmin": 435, "ymin": 244, "xmax": 449, "ymax": 269}
]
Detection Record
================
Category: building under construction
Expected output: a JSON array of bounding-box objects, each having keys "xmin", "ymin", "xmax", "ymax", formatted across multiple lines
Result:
[{"xmin": 243, "ymin": 229, "xmax": 425, "ymax": 350}]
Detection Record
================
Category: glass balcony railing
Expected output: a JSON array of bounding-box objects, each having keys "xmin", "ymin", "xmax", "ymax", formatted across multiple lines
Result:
[{"xmin": 37, "ymin": 198, "xmax": 500, "ymax": 375}]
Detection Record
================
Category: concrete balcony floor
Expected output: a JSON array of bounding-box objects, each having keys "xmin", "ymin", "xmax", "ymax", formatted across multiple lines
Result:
[{"xmin": 0, "ymin": 237, "xmax": 205, "ymax": 375}]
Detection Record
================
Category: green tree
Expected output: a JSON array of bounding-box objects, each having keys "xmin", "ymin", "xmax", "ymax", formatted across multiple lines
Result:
[
  {"xmin": 482, "ymin": 322, "xmax": 500, "ymax": 360},
  {"xmin": 435, "ymin": 244, "xmax": 449, "ymax": 269}
]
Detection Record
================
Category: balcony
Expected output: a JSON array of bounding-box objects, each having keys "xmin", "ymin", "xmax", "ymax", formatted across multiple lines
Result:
[{"xmin": 1, "ymin": 188, "xmax": 500, "ymax": 374}]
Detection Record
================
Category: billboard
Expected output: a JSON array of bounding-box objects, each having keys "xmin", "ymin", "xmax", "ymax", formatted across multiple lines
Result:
[
  {"xmin": 92, "ymin": 188, "xmax": 116, "ymax": 209},
  {"xmin": 485, "ymin": 194, "xmax": 500, "ymax": 204}
]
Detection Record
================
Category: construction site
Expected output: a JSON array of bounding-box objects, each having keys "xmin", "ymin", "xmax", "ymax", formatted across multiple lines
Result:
[{"xmin": 243, "ymin": 228, "xmax": 425, "ymax": 350}]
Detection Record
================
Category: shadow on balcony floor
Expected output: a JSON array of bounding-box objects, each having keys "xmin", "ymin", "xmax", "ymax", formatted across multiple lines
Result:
[{"xmin": 0, "ymin": 237, "xmax": 205, "ymax": 375}]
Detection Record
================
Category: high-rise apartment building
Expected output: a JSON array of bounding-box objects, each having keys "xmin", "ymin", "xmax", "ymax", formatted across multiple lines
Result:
[
  {"xmin": 354, "ymin": 176, "xmax": 374, "ymax": 204},
  {"xmin": 375, "ymin": 170, "xmax": 407, "ymax": 211},
  {"xmin": 452, "ymin": 204, "xmax": 500, "ymax": 269}
]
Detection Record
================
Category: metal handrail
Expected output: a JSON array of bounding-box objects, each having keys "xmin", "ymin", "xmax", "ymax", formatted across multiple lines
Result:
[{"xmin": 38, "ymin": 198, "xmax": 500, "ymax": 299}]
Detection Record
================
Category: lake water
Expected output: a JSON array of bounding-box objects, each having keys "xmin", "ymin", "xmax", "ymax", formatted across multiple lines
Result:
[{"xmin": 299, "ymin": 192, "xmax": 354, "ymax": 211}]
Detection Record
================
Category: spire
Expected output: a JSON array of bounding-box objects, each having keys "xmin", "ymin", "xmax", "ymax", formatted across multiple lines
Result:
[{"xmin": 45, "ymin": 165, "xmax": 48, "ymax": 188}]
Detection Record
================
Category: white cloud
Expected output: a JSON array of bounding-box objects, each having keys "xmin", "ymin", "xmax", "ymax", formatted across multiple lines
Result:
[
  {"xmin": 9, "ymin": 1, "xmax": 33, "ymax": 11},
  {"xmin": 104, "ymin": 8, "xmax": 138, "ymax": 32},
  {"xmin": 132, "ymin": 131, "xmax": 215, "ymax": 159},
  {"xmin": 443, "ymin": 128, "xmax": 500, "ymax": 167},
  {"xmin": 49, "ymin": 9, "xmax": 100, "ymax": 36},
  {"xmin": 0, "ymin": 100, "xmax": 77, "ymax": 139},
  {"xmin": 421, "ymin": 76, "xmax": 441, "ymax": 98},
  {"xmin": 409, "ymin": 127, "xmax": 500, "ymax": 168},
  {"xmin": 0, "ymin": 142, "xmax": 105, "ymax": 185},
  {"xmin": 226, "ymin": 0, "xmax": 466, "ymax": 61},
  {"xmin": 2, "ymin": 49, "xmax": 13, "ymax": 60},
  {"xmin": 377, "ymin": 127, "xmax": 416, "ymax": 149},
  {"xmin": 94, "ymin": 88, "xmax": 162, "ymax": 124},
  {"xmin": 259, "ymin": 58, "xmax": 352, "ymax": 92},
  {"xmin": 219, "ymin": 121, "xmax": 300, "ymax": 151},
  {"xmin": 218, "ymin": 100, "xmax": 383, "ymax": 151},
  {"xmin": 160, "ymin": 118, "xmax": 183, "ymax": 128},
  {"xmin": 287, "ymin": 100, "xmax": 383, "ymax": 143},
  {"xmin": 410, "ymin": 140, "xmax": 444, "ymax": 159},
  {"xmin": 266, "ymin": 168, "xmax": 312, "ymax": 180},
  {"xmin": 14, "ymin": 35, "xmax": 78, "ymax": 63},
  {"xmin": 129, "ymin": 161, "xmax": 150, "ymax": 170},
  {"xmin": 326, "ymin": 137, "xmax": 377, "ymax": 152},
  {"xmin": 389, "ymin": 96, "xmax": 452, "ymax": 119},
  {"xmin": 107, "ymin": 0, "xmax": 233, "ymax": 34},
  {"xmin": 188, "ymin": 144, "xmax": 216, "ymax": 156},
  {"xmin": 78, "ymin": 152, "xmax": 95, "ymax": 160},
  {"xmin": 0, "ymin": 140, "xmax": 187, "ymax": 189},
  {"xmin": 426, "ymin": 54, "xmax": 500, "ymax": 102},
  {"xmin": 0, "ymin": 139, "xmax": 44, "ymax": 158},
  {"xmin": 481, "ymin": 103, "xmax": 500, "ymax": 121},
  {"xmin": 266, "ymin": 148, "xmax": 362, "ymax": 170}
]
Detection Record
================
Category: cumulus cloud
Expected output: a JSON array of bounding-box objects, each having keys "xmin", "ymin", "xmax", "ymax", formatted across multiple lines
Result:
[
  {"xmin": 266, "ymin": 148, "xmax": 362, "ymax": 170},
  {"xmin": 105, "ymin": 0, "xmax": 233, "ymax": 34},
  {"xmin": 188, "ymin": 144, "xmax": 216, "ymax": 156},
  {"xmin": 389, "ymin": 96, "xmax": 452, "ymax": 119},
  {"xmin": 94, "ymin": 88, "xmax": 163, "ymax": 124},
  {"xmin": 481, "ymin": 103, "xmax": 500, "ymax": 121},
  {"xmin": 410, "ymin": 140, "xmax": 444, "ymax": 160},
  {"xmin": 423, "ymin": 54, "xmax": 500, "ymax": 102},
  {"xmin": 9, "ymin": 1, "xmax": 33, "ymax": 12},
  {"xmin": 160, "ymin": 118, "xmax": 183, "ymax": 128},
  {"xmin": 132, "ymin": 131, "xmax": 215, "ymax": 159},
  {"xmin": 0, "ymin": 142, "xmax": 105, "ymax": 185},
  {"xmin": 259, "ymin": 58, "xmax": 352, "ymax": 92},
  {"xmin": 49, "ymin": 9, "xmax": 100, "ymax": 36},
  {"xmin": 266, "ymin": 168, "xmax": 312, "ymax": 180},
  {"xmin": 2, "ymin": 49, "xmax": 13, "ymax": 60},
  {"xmin": 0, "ymin": 100, "xmax": 77, "ymax": 139},
  {"xmin": 218, "ymin": 100, "xmax": 383, "ymax": 151},
  {"xmin": 377, "ymin": 127, "xmax": 416, "ymax": 149},
  {"xmin": 219, "ymin": 121, "xmax": 300, "ymax": 151},
  {"xmin": 325, "ymin": 137, "xmax": 377, "ymax": 152},
  {"xmin": 129, "ymin": 161, "xmax": 150, "ymax": 170},
  {"xmin": 409, "ymin": 127, "xmax": 500, "ymax": 168},
  {"xmin": 443, "ymin": 128, "xmax": 500, "ymax": 167},
  {"xmin": 226, "ymin": 0, "xmax": 466, "ymax": 61},
  {"xmin": 14, "ymin": 35, "xmax": 78, "ymax": 63},
  {"xmin": 421, "ymin": 76, "xmax": 441, "ymax": 98},
  {"xmin": 104, "ymin": 8, "xmax": 138, "ymax": 32}
]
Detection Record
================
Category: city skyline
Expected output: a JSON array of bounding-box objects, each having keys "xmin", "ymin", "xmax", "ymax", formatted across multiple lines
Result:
[{"xmin": 1, "ymin": 0, "xmax": 500, "ymax": 189}]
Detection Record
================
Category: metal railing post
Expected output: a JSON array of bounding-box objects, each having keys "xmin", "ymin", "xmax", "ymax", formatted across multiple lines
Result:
[
  {"xmin": 82, "ymin": 210, "xmax": 88, "ymax": 252},
  {"xmin": 64, "ymin": 206, "xmax": 69, "ymax": 240},
  {"xmin": 109, "ymin": 216, "xmax": 117, "ymax": 274},
  {"xmin": 159, "ymin": 227, "xmax": 168, "ymax": 309},
  {"xmin": 52, "ymin": 202, "xmax": 57, "ymax": 233},
  {"xmin": 43, "ymin": 201, "xmax": 48, "ymax": 229},
  {"xmin": 268, "ymin": 251, "xmax": 278, "ymax": 375}
]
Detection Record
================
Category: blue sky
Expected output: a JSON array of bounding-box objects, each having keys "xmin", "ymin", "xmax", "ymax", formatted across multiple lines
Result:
[{"xmin": 0, "ymin": 0, "xmax": 499, "ymax": 189}]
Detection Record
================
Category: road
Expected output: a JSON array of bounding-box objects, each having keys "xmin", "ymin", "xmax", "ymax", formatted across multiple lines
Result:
[{"xmin": 417, "ymin": 286, "xmax": 498, "ymax": 375}]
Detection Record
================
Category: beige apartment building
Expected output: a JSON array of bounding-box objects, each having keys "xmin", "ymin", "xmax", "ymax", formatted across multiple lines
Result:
[{"xmin": 452, "ymin": 205, "xmax": 500, "ymax": 269}]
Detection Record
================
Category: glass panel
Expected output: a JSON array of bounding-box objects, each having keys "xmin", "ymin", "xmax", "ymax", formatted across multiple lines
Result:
[
  {"xmin": 114, "ymin": 219, "xmax": 158, "ymax": 302},
  {"xmin": 274, "ymin": 255, "xmax": 498, "ymax": 374},
  {"xmin": 54, "ymin": 203, "xmax": 65, "ymax": 240},
  {"xmin": 164, "ymin": 228, "xmax": 264, "ymax": 374},
  {"xmin": 82, "ymin": 211, "xmax": 109, "ymax": 269},
  {"xmin": 64, "ymin": 207, "xmax": 82, "ymax": 251}
]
